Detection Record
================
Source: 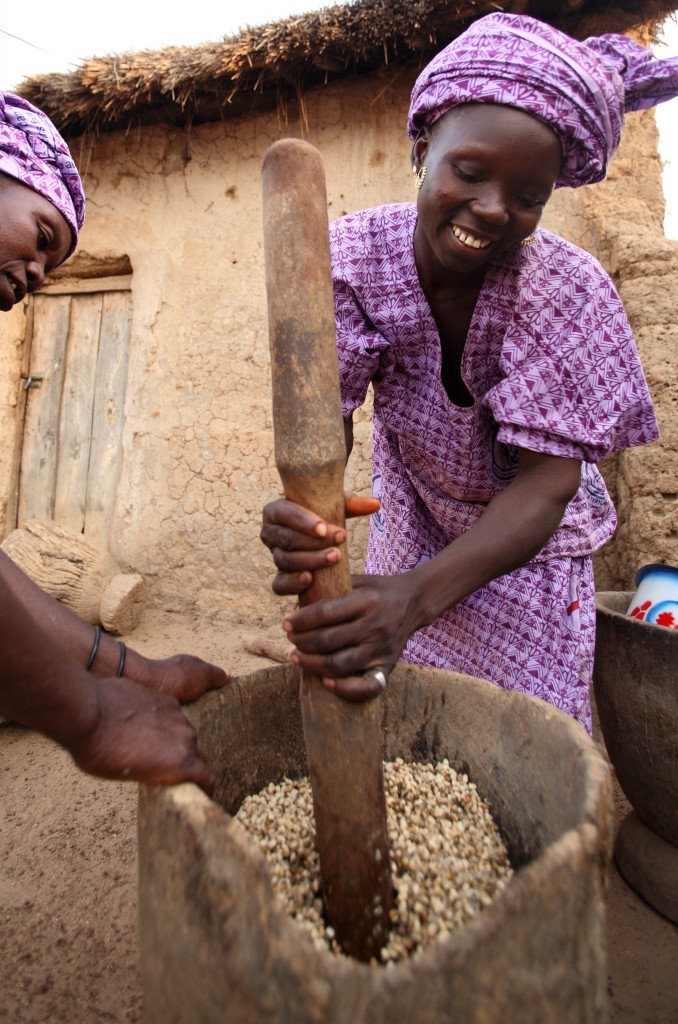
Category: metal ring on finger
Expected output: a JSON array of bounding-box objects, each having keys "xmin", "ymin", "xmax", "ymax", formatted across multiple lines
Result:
[{"xmin": 365, "ymin": 668, "xmax": 388, "ymax": 691}]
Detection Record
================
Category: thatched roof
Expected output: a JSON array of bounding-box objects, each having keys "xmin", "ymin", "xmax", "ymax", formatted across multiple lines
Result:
[{"xmin": 17, "ymin": 0, "xmax": 678, "ymax": 138}]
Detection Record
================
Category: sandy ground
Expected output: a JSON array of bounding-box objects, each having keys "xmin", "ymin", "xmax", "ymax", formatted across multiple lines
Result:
[{"xmin": 1, "ymin": 610, "xmax": 676, "ymax": 1024}]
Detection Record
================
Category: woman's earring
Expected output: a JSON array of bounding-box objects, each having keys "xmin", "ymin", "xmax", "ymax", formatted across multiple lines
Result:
[
  {"xmin": 413, "ymin": 165, "xmax": 427, "ymax": 190},
  {"xmin": 521, "ymin": 234, "xmax": 537, "ymax": 247}
]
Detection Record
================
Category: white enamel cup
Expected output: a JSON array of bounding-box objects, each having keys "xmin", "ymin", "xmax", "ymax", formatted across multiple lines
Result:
[{"xmin": 627, "ymin": 563, "xmax": 678, "ymax": 630}]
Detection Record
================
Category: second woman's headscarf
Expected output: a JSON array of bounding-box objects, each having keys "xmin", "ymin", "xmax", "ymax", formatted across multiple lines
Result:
[
  {"xmin": 0, "ymin": 92, "xmax": 85, "ymax": 260},
  {"xmin": 408, "ymin": 12, "xmax": 678, "ymax": 188}
]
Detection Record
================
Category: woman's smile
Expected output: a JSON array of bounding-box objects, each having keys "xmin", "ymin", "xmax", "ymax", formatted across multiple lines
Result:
[{"xmin": 450, "ymin": 224, "xmax": 494, "ymax": 250}]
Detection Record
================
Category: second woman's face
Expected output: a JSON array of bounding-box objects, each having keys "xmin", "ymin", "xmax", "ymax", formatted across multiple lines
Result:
[
  {"xmin": 412, "ymin": 103, "xmax": 563, "ymax": 284},
  {"xmin": 0, "ymin": 176, "xmax": 72, "ymax": 313}
]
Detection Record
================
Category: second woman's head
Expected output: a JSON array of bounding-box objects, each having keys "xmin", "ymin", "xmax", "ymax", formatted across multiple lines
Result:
[{"xmin": 0, "ymin": 92, "xmax": 85, "ymax": 312}]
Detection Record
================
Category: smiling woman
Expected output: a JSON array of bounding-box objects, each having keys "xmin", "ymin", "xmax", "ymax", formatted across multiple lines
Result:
[{"xmin": 261, "ymin": 11, "xmax": 678, "ymax": 735}]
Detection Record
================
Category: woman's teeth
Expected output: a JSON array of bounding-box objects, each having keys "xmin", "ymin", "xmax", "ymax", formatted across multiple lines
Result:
[{"xmin": 452, "ymin": 226, "xmax": 491, "ymax": 250}]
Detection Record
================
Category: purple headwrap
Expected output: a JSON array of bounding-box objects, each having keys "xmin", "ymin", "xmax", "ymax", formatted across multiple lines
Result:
[
  {"xmin": 408, "ymin": 13, "xmax": 678, "ymax": 188},
  {"xmin": 0, "ymin": 92, "xmax": 85, "ymax": 259}
]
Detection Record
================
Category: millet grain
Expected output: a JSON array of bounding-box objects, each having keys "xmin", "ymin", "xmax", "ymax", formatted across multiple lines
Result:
[{"xmin": 236, "ymin": 757, "xmax": 513, "ymax": 965}]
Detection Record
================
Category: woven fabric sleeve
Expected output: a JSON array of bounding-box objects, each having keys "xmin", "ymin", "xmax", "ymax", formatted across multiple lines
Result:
[
  {"xmin": 330, "ymin": 213, "xmax": 394, "ymax": 419},
  {"xmin": 483, "ymin": 237, "xmax": 659, "ymax": 462},
  {"xmin": 333, "ymin": 277, "xmax": 388, "ymax": 418}
]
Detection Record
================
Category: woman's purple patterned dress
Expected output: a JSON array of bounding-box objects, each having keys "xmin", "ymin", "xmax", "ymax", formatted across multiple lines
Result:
[{"xmin": 331, "ymin": 203, "xmax": 658, "ymax": 732}]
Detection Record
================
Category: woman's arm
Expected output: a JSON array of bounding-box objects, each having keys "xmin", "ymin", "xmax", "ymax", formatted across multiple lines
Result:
[
  {"xmin": 0, "ymin": 550, "xmax": 228, "ymax": 702},
  {"xmin": 265, "ymin": 449, "xmax": 582, "ymax": 697},
  {"xmin": 0, "ymin": 569, "xmax": 216, "ymax": 792},
  {"xmin": 405, "ymin": 449, "xmax": 582, "ymax": 625}
]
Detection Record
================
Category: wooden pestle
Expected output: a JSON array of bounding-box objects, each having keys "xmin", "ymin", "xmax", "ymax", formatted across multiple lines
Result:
[{"xmin": 261, "ymin": 138, "xmax": 393, "ymax": 961}]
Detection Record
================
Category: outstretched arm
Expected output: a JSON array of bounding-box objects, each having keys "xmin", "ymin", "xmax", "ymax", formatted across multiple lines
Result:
[
  {"xmin": 0, "ymin": 569, "xmax": 216, "ymax": 793},
  {"xmin": 0, "ymin": 550, "xmax": 228, "ymax": 702}
]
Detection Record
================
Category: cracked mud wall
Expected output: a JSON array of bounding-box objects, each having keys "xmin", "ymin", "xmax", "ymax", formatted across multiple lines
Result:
[
  {"xmin": 0, "ymin": 66, "xmax": 674, "ymax": 625},
  {"xmin": 546, "ymin": 107, "xmax": 678, "ymax": 590}
]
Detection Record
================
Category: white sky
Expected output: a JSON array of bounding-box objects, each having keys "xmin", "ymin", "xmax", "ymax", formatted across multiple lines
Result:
[{"xmin": 1, "ymin": 1, "xmax": 676, "ymax": 236}]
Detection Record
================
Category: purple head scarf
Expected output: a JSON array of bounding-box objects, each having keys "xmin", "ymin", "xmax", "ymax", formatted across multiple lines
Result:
[
  {"xmin": 0, "ymin": 92, "xmax": 85, "ymax": 259},
  {"xmin": 408, "ymin": 13, "xmax": 678, "ymax": 188}
]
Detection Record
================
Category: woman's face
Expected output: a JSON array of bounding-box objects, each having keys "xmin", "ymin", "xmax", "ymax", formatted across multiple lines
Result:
[
  {"xmin": 412, "ymin": 103, "xmax": 563, "ymax": 286},
  {"xmin": 0, "ymin": 176, "xmax": 72, "ymax": 312}
]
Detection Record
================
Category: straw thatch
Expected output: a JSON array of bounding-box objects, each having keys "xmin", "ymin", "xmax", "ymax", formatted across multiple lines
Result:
[{"xmin": 16, "ymin": 0, "xmax": 678, "ymax": 137}]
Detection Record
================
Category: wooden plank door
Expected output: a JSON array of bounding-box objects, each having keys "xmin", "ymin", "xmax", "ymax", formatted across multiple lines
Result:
[
  {"xmin": 17, "ymin": 295, "xmax": 71, "ymax": 523},
  {"xmin": 17, "ymin": 282, "xmax": 132, "ymax": 547},
  {"xmin": 53, "ymin": 293, "xmax": 103, "ymax": 530},
  {"xmin": 83, "ymin": 291, "xmax": 132, "ymax": 544}
]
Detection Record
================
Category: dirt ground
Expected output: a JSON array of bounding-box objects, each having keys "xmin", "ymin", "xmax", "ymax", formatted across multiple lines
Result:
[{"xmin": 1, "ymin": 610, "xmax": 676, "ymax": 1024}]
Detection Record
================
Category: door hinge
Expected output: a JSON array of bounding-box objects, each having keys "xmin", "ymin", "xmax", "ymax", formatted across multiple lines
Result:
[{"xmin": 21, "ymin": 373, "xmax": 44, "ymax": 390}]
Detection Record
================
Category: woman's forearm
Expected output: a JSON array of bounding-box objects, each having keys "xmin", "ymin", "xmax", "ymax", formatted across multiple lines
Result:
[
  {"xmin": 0, "ymin": 568, "xmax": 97, "ymax": 745},
  {"xmin": 0, "ymin": 549, "xmax": 228, "ymax": 703},
  {"xmin": 0, "ymin": 550, "xmax": 150, "ymax": 681},
  {"xmin": 405, "ymin": 451, "xmax": 582, "ymax": 629},
  {"xmin": 0, "ymin": 566, "xmax": 219, "ymax": 792},
  {"xmin": 1, "ymin": 549, "xmax": 100, "ymax": 658}
]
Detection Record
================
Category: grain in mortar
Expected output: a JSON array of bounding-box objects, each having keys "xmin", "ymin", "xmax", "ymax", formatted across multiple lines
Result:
[{"xmin": 235, "ymin": 757, "xmax": 513, "ymax": 964}]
